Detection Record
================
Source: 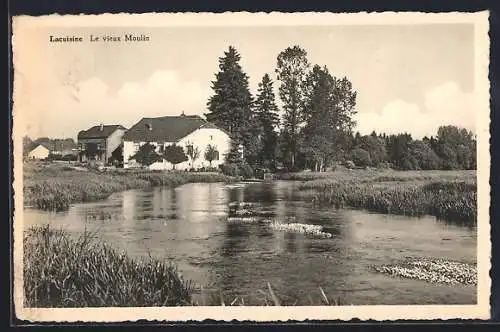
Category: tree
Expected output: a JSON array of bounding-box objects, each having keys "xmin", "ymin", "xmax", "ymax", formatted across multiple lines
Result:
[
  {"xmin": 110, "ymin": 146, "xmax": 123, "ymax": 166},
  {"xmin": 254, "ymin": 73, "xmax": 280, "ymax": 169},
  {"xmin": 185, "ymin": 142, "xmax": 201, "ymax": 169},
  {"xmin": 301, "ymin": 65, "xmax": 357, "ymax": 171},
  {"xmin": 409, "ymin": 140, "xmax": 441, "ymax": 170},
  {"xmin": 385, "ymin": 133, "xmax": 413, "ymax": 169},
  {"xmin": 275, "ymin": 45, "xmax": 310, "ymax": 170},
  {"xmin": 205, "ymin": 46, "xmax": 256, "ymax": 165},
  {"xmin": 204, "ymin": 144, "xmax": 219, "ymax": 167},
  {"xmin": 434, "ymin": 125, "xmax": 476, "ymax": 170},
  {"xmin": 85, "ymin": 142, "xmax": 99, "ymax": 160},
  {"xmin": 130, "ymin": 142, "xmax": 163, "ymax": 168},
  {"xmin": 350, "ymin": 148, "xmax": 371, "ymax": 168},
  {"xmin": 164, "ymin": 144, "xmax": 188, "ymax": 170},
  {"xmin": 356, "ymin": 135, "xmax": 387, "ymax": 167},
  {"xmin": 23, "ymin": 136, "xmax": 33, "ymax": 157}
]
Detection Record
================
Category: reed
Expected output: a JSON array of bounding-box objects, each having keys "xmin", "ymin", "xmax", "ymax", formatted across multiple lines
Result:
[
  {"xmin": 23, "ymin": 164, "xmax": 235, "ymax": 212},
  {"xmin": 24, "ymin": 226, "xmax": 348, "ymax": 307},
  {"xmin": 23, "ymin": 225, "xmax": 194, "ymax": 307},
  {"xmin": 308, "ymin": 181, "xmax": 476, "ymax": 223},
  {"xmin": 294, "ymin": 170, "xmax": 477, "ymax": 223},
  {"xmin": 192, "ymin": 283, "xmax": 347, "ymax": 306}
]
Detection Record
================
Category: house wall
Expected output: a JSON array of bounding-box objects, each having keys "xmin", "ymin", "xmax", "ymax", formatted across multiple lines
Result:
[
  {"xmin": 123, "ymin": 127, "xmax": 231, "ymax": 170},
  {"xmin": 28, "ymin": 146, "xmax": 50, "ymax": 160},
  {"xmin": 179, "ymin": 127, "xmax": 231, "ymax": 169},
  {"xmin": 78, "ymin": 129, "xmax": 125, "ymax": 163},
  {"xmin": 77, "ymin": 138, "xmax": 107, "ymax": 162},
  {"xmin": 106, "ymin": 128, "xmax": 126, "ymax": 159}
]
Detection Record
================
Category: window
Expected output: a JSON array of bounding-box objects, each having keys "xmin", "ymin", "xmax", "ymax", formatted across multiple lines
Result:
[
  {"xmin": 210, "ymin": 135, "xmax": 213, "ymax": 140},
  {"xmin": 133, "ymin": 142, "xmax": 140, "ymax": 151},
  {"xmin": 214, "ymin": 150, "xmax": 219, "ymax": 161},
  {"xmin": 186, "ymin": 144, "xmax": 194, "ymax": 156}
]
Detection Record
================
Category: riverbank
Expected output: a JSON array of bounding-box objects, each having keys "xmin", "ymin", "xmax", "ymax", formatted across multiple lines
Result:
[
  {"xmin": 279, "ymin": 169, "xmax": 477, "ymax": 224},
  {"xmin": 23, "ymin": 162, "xmax": 236, "ymax": 211},
  {"xmin": 24, "ymin": 225, "xmax": 476, "ymax": 307},
  {"xmin": 23, "ymin": 226, "xmax": 347, "ymax": 307},
  {"xmin": 23, "ymin": 225, "xmax": 193, "ymax": 307}
]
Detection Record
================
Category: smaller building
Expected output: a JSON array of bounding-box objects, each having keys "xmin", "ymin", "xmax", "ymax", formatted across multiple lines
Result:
[
  {"xmin": 77, "ymin": 124, "xmax": 127, "ymax": 165},
  {"xmin": 51, "ymin": 139, "xmax": 78, "ymax": 156},
  {"xmin": 122, "ymin": 114, "xmax": 231, "ymax": 170},
  {"xmin": 28, "ymin": 144, "xmax": 50, "ymax": 160}
]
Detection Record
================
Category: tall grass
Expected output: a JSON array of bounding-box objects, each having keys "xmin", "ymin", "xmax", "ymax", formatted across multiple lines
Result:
[
  {"xmin": 306, "ymin": 180, "xmax": 476, "ymax": 223},
  {"xmin": 291, "ymin": 169, "xmax": 477, "ymax": 223},
  {"xmin": 23, "ymin": 163, "xmax": 234, "ymax": 211},
  {"xmin": 24, "ymin": 226, "xmax": 194, "ymax": 307},
  {"xmin": 24, "ymin": 226, "xmax": 347, "ymax": 307}
]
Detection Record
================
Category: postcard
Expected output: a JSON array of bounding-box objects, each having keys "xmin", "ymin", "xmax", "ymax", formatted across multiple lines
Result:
[{"xmin": 12, "ymin": 11, "xmax": 491, "ymax": 322}]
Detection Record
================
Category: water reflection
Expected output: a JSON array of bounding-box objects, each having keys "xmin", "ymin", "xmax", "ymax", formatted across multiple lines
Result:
[{"xmin": 23, "ymin": 181, "xmax": 477, "ymax": 305}]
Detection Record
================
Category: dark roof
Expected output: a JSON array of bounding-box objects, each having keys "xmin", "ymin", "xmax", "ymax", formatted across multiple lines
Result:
[
  {"xmin": 53, "ymin": 139, "xmax": 77, "ymax": 151},
  {"xmin": 78, "ymin": 125, "xmax": 126, "ymax": 139},
  {"xmin": 123, "ymin": 115, "xmax": 224, "ymax": 142},
  {"xmin": 32, "ymin": 142, "xmax": 52, "ymax": 151}
]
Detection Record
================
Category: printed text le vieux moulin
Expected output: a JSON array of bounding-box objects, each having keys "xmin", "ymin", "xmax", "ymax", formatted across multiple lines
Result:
[{"xmin": 49, "ymin": 34, "xmax": 150, "ymax": 43}]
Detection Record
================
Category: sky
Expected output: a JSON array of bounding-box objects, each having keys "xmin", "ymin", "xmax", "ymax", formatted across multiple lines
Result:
[{"xmin": 13, "ymin": 23, "xmax": 475, "ymax": 140}]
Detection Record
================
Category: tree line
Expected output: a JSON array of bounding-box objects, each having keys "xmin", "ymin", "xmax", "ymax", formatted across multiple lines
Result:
[{"xmin": 204, "ymin": 45, "xmax": 476, "ymax": 172}]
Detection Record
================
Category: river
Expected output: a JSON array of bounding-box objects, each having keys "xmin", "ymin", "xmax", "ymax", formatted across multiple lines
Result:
[{"xmin": 23, "ymin": 180, "xmax": 477, "ymax": 305}]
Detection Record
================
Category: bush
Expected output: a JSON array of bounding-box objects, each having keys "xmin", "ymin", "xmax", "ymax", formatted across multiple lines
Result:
[
  {"xmin": 239, "ymin": 163, "xmax": 254, "ymax": 179},
  {"xmin": 344, "ymin": 160, "xmax": 356, "ymax": 169},
  {"xmin": 350, "ymin": 148, "xmax": 371, "ymax": 167},
  {"xmin": 221, "ymin": 163, "xmax": 240, "ymax": 177},
  {"xmin": 62, "ymin": 154, "xmax": 78, "ymax": 161}
]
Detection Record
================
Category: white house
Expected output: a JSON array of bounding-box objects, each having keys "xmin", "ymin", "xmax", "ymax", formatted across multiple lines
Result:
[
  {"xmin": 122, "ymin": 113, "xmax": 231, "ymax": 170},
  {"xmin": 28, "ymin": 144, "xmax": 50, "ymax": 160}
]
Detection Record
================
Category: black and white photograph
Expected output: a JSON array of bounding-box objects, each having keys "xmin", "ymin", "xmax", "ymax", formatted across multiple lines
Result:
[{"xmin": 12, "ymin": 11, "xmax": 491, "ymax": 321}]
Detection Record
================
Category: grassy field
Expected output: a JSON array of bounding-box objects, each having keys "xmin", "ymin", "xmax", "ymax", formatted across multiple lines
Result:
[
  {"xmin": 23, "ymin": 162, "xmax": 236, "ymax": 211},
  {"xmin": 282, "ymin": 169, "xmax": 477, "ymax": 224}
]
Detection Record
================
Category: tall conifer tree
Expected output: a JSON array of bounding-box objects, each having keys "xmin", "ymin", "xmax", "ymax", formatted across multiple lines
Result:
[
  {"xmin": 254, "ymin": 73, "xmax": 280, "ymax": 169},
  {"xmin": 205, "ymin": 46, "xmax": 255, "ymax": 164}
]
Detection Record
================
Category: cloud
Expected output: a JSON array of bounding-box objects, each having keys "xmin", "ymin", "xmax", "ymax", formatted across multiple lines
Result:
[
  {"xmin": 354, "ymin": 81, "xmax": 474, "ymax": 138},
  {"xmin": 23, "ymin": 70, "xmax": 212, "ymax": 139}
]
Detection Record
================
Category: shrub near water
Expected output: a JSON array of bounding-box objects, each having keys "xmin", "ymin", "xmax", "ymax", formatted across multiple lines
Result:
[{"xmin": 23, "ymin": 226, "xmax": 193, "ymax": 307}]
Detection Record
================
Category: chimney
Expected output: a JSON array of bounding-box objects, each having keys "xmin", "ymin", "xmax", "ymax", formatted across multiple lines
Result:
[{"xmin": 99, "ymin": 123, "xmax": 104, "ymax": 131}]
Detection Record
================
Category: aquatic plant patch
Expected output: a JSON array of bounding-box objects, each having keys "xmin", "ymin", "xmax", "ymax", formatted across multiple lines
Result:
[
  {"xmin": 23, "ymin": 225, "xmax": 194, "ymax": 307},
  {"xmin": 226, "ymin": 217, "xmax": 260, "ymax": 223},
  {"xmin": 269, "ymin": 221, "xmax": 333, "ymax": 238},
  {"xmin": 373, "ymin": 257, "xmax": 477, "ymax": 286}
]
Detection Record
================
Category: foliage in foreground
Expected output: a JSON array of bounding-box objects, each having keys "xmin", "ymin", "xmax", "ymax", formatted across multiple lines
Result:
[
  {"xmin": 23, "ymin": 163, "xmax": 235, "ymax": 211},
  {"xmin": 23, "ymin": 226, "xmax": 193, "ymax": 307},
  {"xmin": 24, "ymin": 226, "xmax": 348, "ymax": 307}
]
